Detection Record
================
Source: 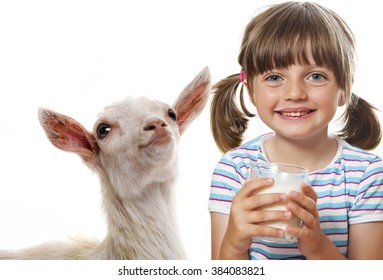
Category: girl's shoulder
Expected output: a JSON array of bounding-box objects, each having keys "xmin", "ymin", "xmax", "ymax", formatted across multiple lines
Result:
[
  {"xmin": 337, "ymin": 137, "xmax": 382, "ymax": 164},
  {"xmin": 318, "ymin": 136, "xmax": 383, "ymax": 180}
]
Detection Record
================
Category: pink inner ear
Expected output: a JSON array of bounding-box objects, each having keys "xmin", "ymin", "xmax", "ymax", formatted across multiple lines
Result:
[
  {"xmin": 46, "ymin": 115, "xmax": 96, "ymax": 155},
  {"xmin": 67, "ymin": 129, "xmax": 93, "ymax": 152},
  {"xmin": 176, "ymin": 83, "xmax": 208, "ymax": 127}
]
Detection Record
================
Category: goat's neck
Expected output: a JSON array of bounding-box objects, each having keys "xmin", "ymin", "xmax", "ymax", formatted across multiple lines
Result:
[{"xmin": 99, "ymin": 173, "xmax": 185, "ymax": 259}]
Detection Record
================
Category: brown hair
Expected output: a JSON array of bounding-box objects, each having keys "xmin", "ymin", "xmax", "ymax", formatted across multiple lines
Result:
[{"xmin": 211, "ymin": 1, "xmax": 381, "ymax": 153}]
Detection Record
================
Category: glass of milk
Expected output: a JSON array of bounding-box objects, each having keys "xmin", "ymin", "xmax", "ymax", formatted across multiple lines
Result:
[{"xmin": 250, "ymin": 162, "xmax": 308, "ymax": 243}]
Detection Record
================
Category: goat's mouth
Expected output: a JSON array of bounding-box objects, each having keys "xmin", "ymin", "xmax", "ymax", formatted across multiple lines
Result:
[{"xmin": 138, "ymin": 134, "xmax": 173, "ymax": 149}]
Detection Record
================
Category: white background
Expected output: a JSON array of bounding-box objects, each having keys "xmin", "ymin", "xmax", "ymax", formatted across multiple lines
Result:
[{"xmin": 0, "ymin": 0, "xmax": 382, "ymax": 261}]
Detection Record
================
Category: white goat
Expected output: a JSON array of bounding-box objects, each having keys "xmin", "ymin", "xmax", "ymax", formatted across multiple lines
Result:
[{"xmin": 0, "ymin": 67, "xmax": 211, "ymax": 260}]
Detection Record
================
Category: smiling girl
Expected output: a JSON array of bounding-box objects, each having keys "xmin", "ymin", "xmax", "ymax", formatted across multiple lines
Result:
[{"xmin": 209, "ymin": 1, "xmax": 383, "ymax": 260}]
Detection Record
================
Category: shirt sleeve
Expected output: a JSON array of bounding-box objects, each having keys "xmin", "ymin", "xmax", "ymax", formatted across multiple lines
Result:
[
  {"xmin": 208, "ymin": 152, "xmax": 247, "ymax": 215},
  {"xmin": 348, "ymin": 156, "xmax": 383, "ymax": 224}
]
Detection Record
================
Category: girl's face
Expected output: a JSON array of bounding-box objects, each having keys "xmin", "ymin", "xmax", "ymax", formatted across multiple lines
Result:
[{"xmin": 250, "ymin": 51, "xmax": 344, "ymax": 141}]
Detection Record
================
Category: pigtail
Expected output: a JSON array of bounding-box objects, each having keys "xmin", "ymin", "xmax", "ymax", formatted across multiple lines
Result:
[
  {"xmin": 337, "ymin": 93, "xmax": 381, "ymax": 150},
  {"xmin": 210, "ymin": 74, "xmax": 255, "ymax": 153}
]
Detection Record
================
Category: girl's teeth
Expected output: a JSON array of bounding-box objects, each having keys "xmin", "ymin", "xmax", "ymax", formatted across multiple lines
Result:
[{"xmin": 281, "ymin": 111, "xmax": 308, "ymax": 117}]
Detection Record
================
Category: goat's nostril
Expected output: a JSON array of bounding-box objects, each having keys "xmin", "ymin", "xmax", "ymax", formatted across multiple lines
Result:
[
  {"xmin": 144, "ymin": 120, "xmax": 167, "ymax": 131},
  {"xmin": 144, "ymin": 125, "xmax": 156, "ymax": 131}
]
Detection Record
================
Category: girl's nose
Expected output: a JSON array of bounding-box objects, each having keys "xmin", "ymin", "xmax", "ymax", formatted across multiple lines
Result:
[{"xmin": 283, "ymin": 80, "xmax": 307, "ymax": 101}]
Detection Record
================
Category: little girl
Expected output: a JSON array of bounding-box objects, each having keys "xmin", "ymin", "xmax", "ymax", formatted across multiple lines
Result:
[{"xmin": 209, "ymin": 1, "xmax": 383, "ymax": 260}]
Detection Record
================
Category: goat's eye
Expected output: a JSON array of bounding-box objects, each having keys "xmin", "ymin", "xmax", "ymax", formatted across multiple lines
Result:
[
  {"xmin": 168, "ymin": 109, "xmax": 177, "ymax": 122},
  {"xmin": 97, "ymin": 123, "xmax": 111, "ymax": 139}
]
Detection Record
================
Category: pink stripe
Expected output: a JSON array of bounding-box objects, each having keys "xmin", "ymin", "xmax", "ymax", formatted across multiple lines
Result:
[
  {"xmin": 238, "ymin": 147, "xmax": 262, "ymax": 152},
  {"xmin": 209, "ymin": 197, "xmax": 231, "ymax": 203},
  {"xmin": 217, "ymin": 161, "xmax": 246, "ymax": 181},
  {"xmin": 318, "ymin": 193, "xmax": 356, "ymax": 199},
  {"xmin": 210, "ymin": 185, "xmax": 232, "ymax": 191},
  {"xmin": 349, "ymin": 208, "xmax": 383, "ymax": 212},
  {"xmin": 361, "ymin": 170, "xmax": 383, "ymax": 183},
  {"xmin": 321, "ymin": 219, "xmax": 348, "ymax": 223},
  {"xmin": 213, "ymin": 172, "xmax": 241, "ymax": 184},
  {"xmin": 318, "ymin": 206, "xmax": 349, "ymax": 211}
]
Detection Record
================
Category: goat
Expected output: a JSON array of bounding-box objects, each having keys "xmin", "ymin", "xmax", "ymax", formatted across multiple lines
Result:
[{"xmin": 0, "ymin": 67, "xmax": 211, "ymax": 259}]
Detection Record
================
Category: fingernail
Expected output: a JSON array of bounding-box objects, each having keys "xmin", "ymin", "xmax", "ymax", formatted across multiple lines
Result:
[
  {"xmin": 287, "ymin": 202, "xmax": 296, "ymax": 211},
  {"xmin": 289, "ymin": 191, "xmax": 298, "ymax": 198},
  {"xmin": 280, "ymin": 193, "xmax": 288, "ymax": 201},
  {"xmin": 265, "ymin": 178, "xmax": 274, "ymax": 183},
  {"xmin": 283, "ymin": 211, "xmax": 292, "ymax": 218}
]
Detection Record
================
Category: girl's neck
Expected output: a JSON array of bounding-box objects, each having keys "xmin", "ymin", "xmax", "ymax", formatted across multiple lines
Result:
[{"xmin": 263, "ymin": 132, "xmax": 338, "ymax": 172}]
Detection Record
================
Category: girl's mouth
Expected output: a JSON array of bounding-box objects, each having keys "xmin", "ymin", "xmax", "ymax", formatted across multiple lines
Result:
[{"xmin": 275, "ymin": 109, "xmax": 317, "ymax": 119}]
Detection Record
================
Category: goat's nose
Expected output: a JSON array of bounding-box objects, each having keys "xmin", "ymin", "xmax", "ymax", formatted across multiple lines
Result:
[{"xmin": 143, "ymin": 119, "xmax": 167, "ymax": 131}]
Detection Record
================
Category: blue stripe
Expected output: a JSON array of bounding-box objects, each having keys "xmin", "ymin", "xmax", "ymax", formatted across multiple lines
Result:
[
  {"xmin": 316, "ymin": 202, "xmax": 349, "ymax": 209},
  {"xmin": 351, "ymin": 204, "xmax": 383, "ymax": 211},
  {"xmin": 322, "ymin": 227, "xmax": 348, "ymax": 234},
  {"xmin": 249, "ymin": 247, "xmax": 301, "ymax": 260},
  {"xmin": 363, "ymin": 191, "xmax": 383, "ymax": 198},
  {"xmin": 211, "ymin": 180, "xmax": 239, "ymax": 193},
  {"xmin": 209, "ymin": 193, "xmax": 233, "ymax": 202},
  {"xmin": 320, "ymin": 215, "xmax": 348, "ymax": 222}
]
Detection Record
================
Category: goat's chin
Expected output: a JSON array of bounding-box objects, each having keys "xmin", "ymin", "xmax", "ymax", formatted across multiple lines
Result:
[{"xmin": 140, "ymin": 141, "xmax": 177, "ymax": 163}]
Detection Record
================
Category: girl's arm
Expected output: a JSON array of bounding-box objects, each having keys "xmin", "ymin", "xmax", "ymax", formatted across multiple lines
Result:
[
  {"xmin": 348, "ymin": 222, "xmax": 383, "ymax": 259},
  {"xmin": 210, "ymin": 212, "xmax": 249, "ymax": 260}
]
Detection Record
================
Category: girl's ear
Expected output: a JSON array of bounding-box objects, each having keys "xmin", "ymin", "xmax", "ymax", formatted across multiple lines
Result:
[
  {"xmin": 338, "ymin": 90, "xmax": 347, "ymax": 106},
  {"xmin": 242, "ymin": 76, "xmax": 256, "ymax": 106},
  {"xmin": 249, "ymin": 90, "xmax": 256, "ymax": 106}
]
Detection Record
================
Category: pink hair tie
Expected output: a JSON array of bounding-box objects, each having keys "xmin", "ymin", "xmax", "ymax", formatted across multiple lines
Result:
[{"xmin": 240, "ymin": 69, "xmax": 246, "ymax": 82}]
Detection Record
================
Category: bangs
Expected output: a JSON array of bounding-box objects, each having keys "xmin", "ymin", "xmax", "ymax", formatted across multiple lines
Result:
[
  {"xmin": 240, "ymin": 2, "xmax": 355, "ymax": 91},
  {"xmin": 252, "ymin": 29, "xmax": 337, "ymax": 74}
]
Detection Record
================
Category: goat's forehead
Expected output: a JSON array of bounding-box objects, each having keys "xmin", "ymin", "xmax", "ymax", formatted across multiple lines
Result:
[{"xmin": 98, "ymin": 97, "xmax": 170, "ymax": 120}]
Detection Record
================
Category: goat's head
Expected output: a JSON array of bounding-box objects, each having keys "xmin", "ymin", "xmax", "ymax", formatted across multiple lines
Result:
[{"xmin": 38, "ymin": 67, "xmax": 211, "ymax": 197}]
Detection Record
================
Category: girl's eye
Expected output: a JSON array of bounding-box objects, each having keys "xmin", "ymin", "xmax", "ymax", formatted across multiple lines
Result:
[
  {"xmin": 97, "ymin": 123, "xmax": 111, "ymax": 139},
  {"xmin": 168, "ymin": 109, "xmax": 177, "ymax": 122},
  {"xmin": 265, "ymin": 74, "xmax": 282, "ymax": 82},
  {"xmin": 309, "ymin": 72, "xmax": 326, "ymax": 81}
]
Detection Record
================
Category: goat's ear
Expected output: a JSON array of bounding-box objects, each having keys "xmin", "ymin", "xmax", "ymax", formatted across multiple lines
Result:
[
  {"xmin": 38, "ymin": 108, "xmax": 99, "ymax": 164},
  {"xmin": 173, "ymin": 67, "xmax": 211, "ymax": 134}
]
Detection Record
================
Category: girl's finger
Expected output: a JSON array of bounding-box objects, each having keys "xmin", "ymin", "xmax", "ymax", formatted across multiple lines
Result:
[
  {"xmin": 288, "ymin": 190, "xmax": 318, "ymax": 219},
  {"xmin": 248, "ymin": 223, "xmax": 286, "ymax": 239},
  {"xmin": 287, "ymin": 201, "xmax": 317, "ymax": 229},
  {"xmin": 245, "ymin": 205, "xmax": 292, "ymax": 223},
  {"xmin": 242, "ymin": 192, "xmax": 288, "ymax": 211},
  {"xmin": 301, "ymin": 183, "xmax": 317, "ymax": 202},
  {"xmin": 285, "ymin": 224, "xmax": 311, "ymax": 240},
  {"xmin": 238, "ymin": 177, "xmax": 275, "ymax": 199}
]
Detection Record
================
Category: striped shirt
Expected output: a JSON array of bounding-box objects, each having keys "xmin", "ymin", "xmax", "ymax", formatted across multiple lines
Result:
[{"xmin": 209, "ymin": 133, "xmax": 383, "ymax": 259}]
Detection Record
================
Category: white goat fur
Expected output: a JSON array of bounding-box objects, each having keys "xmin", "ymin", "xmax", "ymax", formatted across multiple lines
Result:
[{"xmin": 0, "ymin": 67, "xmax": 211, "ymax": 260}]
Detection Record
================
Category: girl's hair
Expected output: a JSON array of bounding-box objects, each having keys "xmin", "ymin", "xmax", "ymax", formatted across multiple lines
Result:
[{"xmin": 211, "ymin": 1, "xmax": 381, "ymax": 153}]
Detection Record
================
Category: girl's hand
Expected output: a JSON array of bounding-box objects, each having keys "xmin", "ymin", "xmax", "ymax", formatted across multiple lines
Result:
[
  {"xmin": 220, "ymin": 177, "xmax": 292, "ymax": 258},
  {"xmin": 285, "ymin": 183, "xmax": 327, "ymax": 258}
]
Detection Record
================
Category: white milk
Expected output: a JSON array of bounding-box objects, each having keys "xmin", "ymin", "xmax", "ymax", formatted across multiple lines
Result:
[{"xmin": 251, "ymin": 163, "xmax": 308, "ymax": 243}]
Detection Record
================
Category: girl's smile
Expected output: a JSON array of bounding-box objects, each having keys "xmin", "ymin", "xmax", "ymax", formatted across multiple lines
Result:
[{"xmin": 274, "ymin": 107, "xmax": 317, "ymax": 120}]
